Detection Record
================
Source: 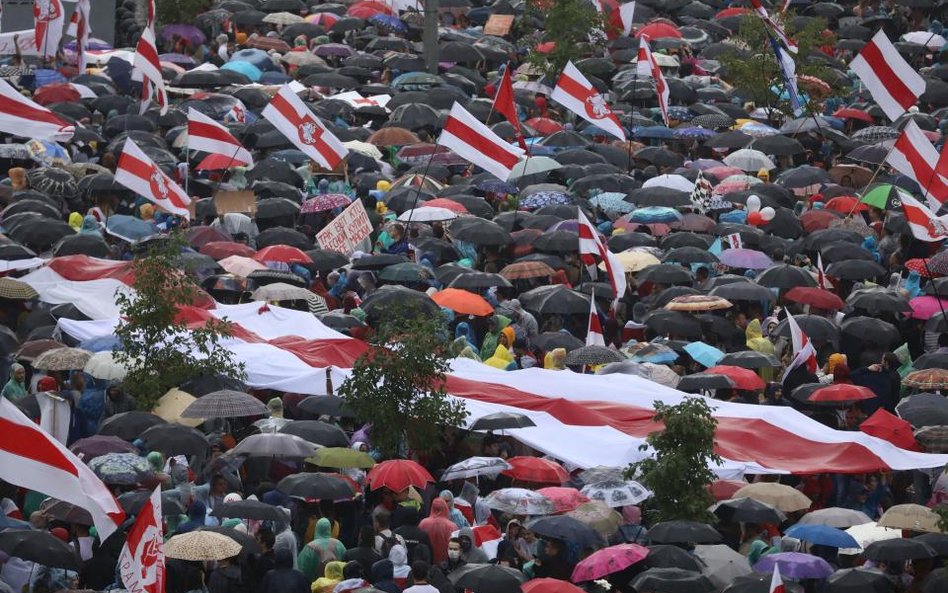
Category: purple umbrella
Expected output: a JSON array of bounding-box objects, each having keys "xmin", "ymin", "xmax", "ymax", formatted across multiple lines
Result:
[
  {"xmin": 159, "ymin": 24, "xmax": 206, "ymax": 46},
  {"xmin": 159, "ymin": 53, "xmax": 196, "ymax": 66},
  {"xmin": 718, "ymin": 248, "xmax": 774, "ymax": 270},
  {"xmin": 64, "ymin": 38, "xmax": 112, "ymax": 51},
  {"xmin": 548, "ymin": 220, "xmax": 580, "ymax": 232},
  {"xmin": 314, "ymin": 43, "xmax": 355, "ymax": 57},
  {"xmin": 753, "ymin": 553, "xmax": 833, "ymax": 580}
]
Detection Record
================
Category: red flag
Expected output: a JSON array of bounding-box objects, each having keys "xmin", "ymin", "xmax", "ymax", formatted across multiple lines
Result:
[
  {"xmin": 115, "ymin": 138, "xmax": 191, "ymax": 218},
  {"xmin": 493, "ymin": 67, "xmax": 527, "ymax": 153},
  {"xmin": 262, "ymin": 85, "xmax": 349, "ymax": 170},
  {"xmin": 437, "ymin": 102, "xmax": 525, "ymax": 181},
  {"xmin": 118, "ymin": 486, "xmax": 165, "ymax": 593},
  {"xmin": 586, "ymin": 293, "xmax": 605, "ymax": 347},
  {"xmin": 187, "ymin": 107, "xmax": 253, "ymax": 168}
]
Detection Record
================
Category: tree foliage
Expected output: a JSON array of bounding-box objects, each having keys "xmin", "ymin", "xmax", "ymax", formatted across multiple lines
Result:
[
  {"xmin": 627, "ymin": 398, "xmax": 722, "ymax": 523},
  {"xmin": 338, "ymin": 310, "xmax": 468, "ymax": 458},
  {"xmin": 718, "ymin": 14, "xmax": 846, "ymax": 122},
  {"xmin": 524, "ymin": 0, "xmax": 604, "ymax": 81},
  {"xmin": 114, "ymin": 234, "xmax": 244, "ymax": 410},
  {"xmin": 155, "ymin": 0, "xmax": 209, "ymax": 27}
]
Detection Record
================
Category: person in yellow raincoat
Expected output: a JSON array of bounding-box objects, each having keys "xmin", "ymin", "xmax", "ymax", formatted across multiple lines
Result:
[{"xmin": 484, "ymin": 344, "xmax": 517, "ymax": 370}]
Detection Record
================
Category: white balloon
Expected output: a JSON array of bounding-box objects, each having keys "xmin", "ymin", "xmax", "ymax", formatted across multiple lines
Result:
[
  {"xmin": 746, "ymin": 195, "xmax": 761, "ymax": 213},
  {"xmin": 760, "ymin": 206, "xmax": 776, "ymax": 222}
]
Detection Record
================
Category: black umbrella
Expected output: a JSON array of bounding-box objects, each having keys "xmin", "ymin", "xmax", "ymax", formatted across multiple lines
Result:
[
  {"xmin": 255, "ymin": 227, "xmax": 313, "ymax": 250},
  {"xmin": 719, "ymin": 350, "xmax": 781, "ymax": 368},
  {"xmin": 450, "ymin": 272, "xmax": 512, "ymax": 290},
  {"xmin": 0, "ymin": 530, "xmax": 80, "ymax": 570},
  {"xmin": 840, "ymin": 317, "xmax": 900, "ymax": 346},
  {"xmin": 630, "ymin": 567, "xmax": 717, "ymax": 593},
  {"xmin": 140, "ymin": 424, "xmax": 210, "ymax": 457},
  {"xmin": 565, "ymin": 345, "xmax": 626, "ymax": 366},
  {"xmin": 864, "ymin": 538, "xmax": 937, "ymax": 561},
  {"xmin": 179, "ymin": 373, "xmax": 247, "ymax": 397},
  {"xmin": 646, "ymin": 545, "xmax": 705, "ymax": 571},
  {"xmin": 915, "ymin": 533, "xmax": 948, "ymax": 556},
  {"xmin": 755, "ymin": 264, "xmax": 817, "ymax": 289},
  {"xmin": 2, "ymin": 199, "xmax": 61, "ymax": 220},
  {"xmin": 649, "ymin": 520, "xmax": 722, "ymax": 544},
  {"xmin": 749, "ymin": 135, "xmax": 805, "ymax": 156},
  {"xmin": 361, "ymin": 285, "xmax": 440, "ymax": 321},
  {"xmin": 661, "ymin": 233, "xmax": 712, "ymax": 249},
  {"xmin": 896, "ymin": 393, "xmax": 948, "ymax": 427},
  {"xmin": 846, "ymin": 289, "xmax": 912, "ymax": 314},
  {"xmin": 677, "ymin": 373, "xmax": 736, "ymax": 392},
  {"xmin": 247, "ymin": 158, "xmax": 304, "ymax": 187},
  {"xmin": 644, "ymin": 310, "xmax": 702, "ymax": 338},
  {"xmin": 519, "ymin": 285, "xmax": 591, "ymax": 315},
  {"xmin": 276, "ymin": 472, "xmax": 354, "ymax": 499},
  {"xmin": 637, "ymin": 264, "xmax": 695, "ymax": 285},
  {"xmin": 708, "ymin": 130, "xmax": 753, "ymax": 149},
  {"xmin": 305, "ymin": 249, "xmax": 350, "ymax": 272},
  {"xmin": 211, "ymin": 500, "xmax": 288, "ymax": 522},
  {"xmin": 534, "ymin": 230, "xmax": 579, "ymax": 253},
  {"xmin": 350, "ymin": 254, "xmax": 409, "ymax": 271},
  {"xmin": 724, "ymin": 574, "xmax": 803, "ymax": 593},
  {"xmin": 449, "ymin": 563, "xmax": 527, "ymax": 593},
  {"xmin": 772, "ymin": 314, "xmax": 839, "ymax": 342},
  {"xmin": 383, "ymin": 187, "xmax": 433, "ymax": 213},
  {"xmin": 527, "ymin": 516, "xmax": 603, "ymax": 547},
  {"xmin": 712, "ymin": 497, "xmax": 787, "ymax": 523},
  {"xmin": 914, "ymin": 350, "xmax": 948, "ymax": 369},
  {"xmin": 98, "ymin": 411, "xmax": 167, "ymax": 440},
  {"xmin": 825, "ymin": 568, "xmax": 894, "ymax": 593},
  {"xmin": 118, "ymin": 489, "xmax": 186, "ymax": 516},
  {"xmin": 449, "ymin": 218, "xmax": 512, "ymax": 246},
  {"xmin": 825, "ymin": 260, "xmax": 887, "ymax": 281},
  {"xmin": 298, "ymin": 395, "xmax": 357, "ymax": 418},
  {"xmin": 820, "ymin": 242, "xmax": 875, "ymax": 263},
  {"xmin": 663, "ymin": 246, "xmax": 719, "ymax": 264},
  {"xmin": 280, "ymin": 420, "xmax": 350, "ymax": 447},
  {"xmin": 53, "ymin": 234, "xmax": 110, "ymax": 258},
  {"xmin": 531, "ymin": 332, "xmax": 585, "ymax": 352},
  {"xmin": 470, "ymin": 412, "xmax": 536, "ymax": 431},
  {"xmin": 6, "ymin": 217, "xmax": 75, "ymax": 252},
  {"xmin": 636, "ymin": 147, "xmax": 685, "ymax": 168},
  {"xmin": 630, "ymin": 187, "xmax": 692, "ymax": 208}
]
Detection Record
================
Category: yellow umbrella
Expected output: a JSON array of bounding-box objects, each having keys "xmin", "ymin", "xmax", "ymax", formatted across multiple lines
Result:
[
  {"xmin": 600, "ymin": 251, "xmax": 660, "ymax": 273},
  {"xmin": 733, "ymin": 483, "xmax": 812, "ymax": 513},
  {"xmin": 878, "ymin": 504, "xmax": 941, "ymax": 533},
  {"xmin": 152, "ymin": 388, "xmax": 202, "ymax": 428}
]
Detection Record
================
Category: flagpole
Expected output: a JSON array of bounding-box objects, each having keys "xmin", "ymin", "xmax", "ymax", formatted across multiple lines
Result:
[
  {"xmin": 844, "ymin": 141, "xmax": 900, "ymax": 217},
  {"xmin": 402, "ymin": 148, "xmax": 437, "ymax": 229},
  {"xmin": 924, "ymin": 259, "xmax": 948, "ymax": 324}
]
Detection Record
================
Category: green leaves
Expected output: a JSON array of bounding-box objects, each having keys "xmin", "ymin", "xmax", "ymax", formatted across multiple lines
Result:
[
  {"xmin": 628, "ymin": 398, "xmax": 722, "ymax": 524},
  {"xmin": 524, "ymin": 0, "xmax": 604, "ymax": 81},
  {"xmin": 113, "ymin": 233, "xmax": 244, "ymax": 410},
  {"xmin": 155, "ymin": 0, "xmax": 208, "ymax": 26},
  {"xmin": 338, "ymin": 308, "xmax": 468, "ymax": 458}
]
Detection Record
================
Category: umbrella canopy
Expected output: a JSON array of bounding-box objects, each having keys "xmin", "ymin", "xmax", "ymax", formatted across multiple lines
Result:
[
  {"xmin": 878, "ymin": 504, "xmax": 941, "ymax": 532},
  {"xmin": 276, "ymin": 472, "xmax": 355, "ymax": 499},
  {"xmin": 649, "ymin": 520, "xmax": 723, "ymax": 545},
  {"xmin": 798, "ymin": 508, "xmax": 873, "ymax": 529},
  {"xmin": 181, "ymin": 389, "xmax": 268, "ymax": 418},
  {"xmin": 581, "ymin": 480, "xmax": 652, "ymax": 507},
  {"xmin": 32, "ymin": 347, "xmax": 92, "ymax": 371},
  {"xmin": 785, "ymin": 524, "xmax": 860, "ymax": 549},
  {"xmin": 630, "ymin": 568, "xmax": 717, "ymax": 593},
  {"xmin": 571, "ymin": 543, "xmax": 649, "ymax": 582},
  {"xmin": 450, "ymin": 564, "xmax": 527, "ymax": 593},
  {"xmin": 733, "ymin": 483, "xmax": 812, "ymax": 512},
  {"xmin": 753, "ymin": 552, "xmax": 834, "ymax": 579},
  {"xmin": 526, "ymin": 515, "xmax": 604, "ymax": 547},
  {"xmin": 228, "ymin": 433, "xmax": 319, "ymax": 458},
  {"xmin": 165, "ymin": 531, "xmax": 242, "ymax": 561},
  {"xmin": 280, "ymin": 420, "xmax": 350, "ymax": 447},
  {"xmin": 441, "ymin": 457, "xmax": 513, "ymax": 481},
  {"xmin": 502, "ymin": 456, "xmax": 570, "ymax": 483},
  {"xmin": 711, "ymin": 497, "xmax": 787, "ymax": 524},
  {"xmin": 0, "ymin": 530, "xmax": 81, "ymax": 570},
  {"xmin": 470, "ymin": 412, "xmax": 536, "ymax": 431},
  {"xmin": 307, "ymin": 447, "xmax": 376, "ymax": 469},
  {"xmin": 366, "ymin": 459, "xmax": 435, "ymax": 491},
  {"xmin": 485, "ymin": 488, "xmax": 556, "ymax": 515}
]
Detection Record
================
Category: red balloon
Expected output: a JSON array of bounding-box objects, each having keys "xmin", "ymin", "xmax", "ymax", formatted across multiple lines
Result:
[{"xmin": 748, "ymin": 211, "xmax": 764, "ymax": 226}]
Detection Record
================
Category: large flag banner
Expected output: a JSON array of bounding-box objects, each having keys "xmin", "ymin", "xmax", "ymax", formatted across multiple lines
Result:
[
  {"xmin": 118, "ymin": 486, "xmax": 165, "ymax": 593},
  {"xmin": 263, "ymin": 85, "xmax": 348, "ymax": 170},
  {"xmin": 34, "ymin": 0, "xmax": 64, "ymax": 59},
  {"xmin": 636, "ymin": 37, "xmax": 669, "ymax": 126},
  {"xmin": 437, "ymin": 102, "xmax": 525, "ymax": 181},
  {"xmin": 886, "ymin": 121, "xmax": 948, "ymax": 209},
  {"xmin": 900, "ymin": 192, "xmax": 948, "ymax": 242},
  {"xmin": 134, "ymin": 27, "xmax": 168, "ymax": 115},
  {"xmin": 0, "ymin": 398, "xmax": 124, "ymax": 540},
  {"xmin": 115, "ymin": 138, "xmax": 191, "ymax": 218},
  {"xmin": 551, "ymin": 61, "xmax": 626, "ymax": 141},
  {"xmin": 850, "ymin": 30, "xmax": 926, "ymax": 121},
  {"xmin": 187, "ymin": 107, "xmax": 254, "ymax": 168},
  {"xmin": 0, "ymin": 77, "xmax": 74, "ymax": 141}
]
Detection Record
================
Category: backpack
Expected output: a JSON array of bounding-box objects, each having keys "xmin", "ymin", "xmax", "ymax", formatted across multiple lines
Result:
[{"xmin": 379, "ymin": 531, "xmax": 400, "ymax": 557}]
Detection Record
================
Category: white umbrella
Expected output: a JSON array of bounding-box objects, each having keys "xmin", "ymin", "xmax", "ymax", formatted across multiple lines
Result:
[
  {"xmin": 903, "ymin": 31, "xmax": 947, "ymax": 49},
  {"xmin": 226, "ymin": 433, "xmax": 320, "ymax": 458},
  {"xmin": 798, "ymin": 507, "xmax": 872, "ymax": 529},
  {"xmin": 397, "ymin": 206, "xmax": 458, "ymax": 222},
  {"xmin": 441, "ymin": 457, "xmax": 513, "ymax": 481},
  {"xmin": 251, "ymin": 282, "xmax": 315, "ymax": 301},
  {"xmin": 580, "ymin": 480, "xmax": 652, "ymax": 507},
  {"xmin": 841, "ymin": 522, "xmax": 902, "ymax": 554},
  {"xmin": 723, "ymin": 148, "xmax": 775, "ymax": 172},
  {"xmin": 262, "ymin": 11, "xmax": 304, "ymax": 25},
  {"xmin": 83, "ymin": 351, "xmax": 131, "ymax": 381},
  {"xmin": 694, "ymin": 545, "xmax": 753, "ymax": 589},
  {"xmin": 218, "ymin": 255, "xmax": 266, "ymax": 277},
  {"xmin": 508, "ymin": 156, "xmax": 561, "ymax": 179},
  {"xmin": 344, "ymin": 140, "xmax": 384, "ymax": 159},
  {"xmin": 642, "ymin": 174, "xmax": 695, "ymax": 193}
]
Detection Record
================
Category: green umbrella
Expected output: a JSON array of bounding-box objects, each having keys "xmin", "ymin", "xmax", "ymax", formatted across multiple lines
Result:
[
  {"xmin": 860, "ymin": 184, "xmax": 908, "ymax": 210},
  {"xmin": 378, "ymin": 262, "xmax": 430, "ymax": 283},
  {"xmin": 306, "ymin": 447, "xmax": 377, "ymax": 469}
]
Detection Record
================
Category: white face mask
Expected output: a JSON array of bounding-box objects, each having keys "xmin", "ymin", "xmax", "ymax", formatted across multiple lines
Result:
[{"xmin": 447, "ymin": 549, "xmax": 461, "ymax": 560}]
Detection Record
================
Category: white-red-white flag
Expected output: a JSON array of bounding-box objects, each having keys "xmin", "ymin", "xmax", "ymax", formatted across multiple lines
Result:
[
  {"xmin": 783, "ymin": 312, "xmax": 817, "ymax": 382},
  {"xmin": 224, "ymin": 101, "xmax": 247, "ymax": 123},
  {"xmin": 118, "ymin": 486, "xmax": 165, "ymax": 593},
  {"xmin": 769, "ymin": 564, "xmax": 785, "ymax": 593},
  {"xmin": 145, "ymin": 0, "xmax": 157, "ymax": 32},
  {"xmin": 850, "ymin": 30, "xmax": 926, "ymax": 121},
  {"xmin": 437, "ymin": 102, "xmax": 524, "ymax": 181},
  {"xmin": 619, "ymin": 2, "xmax": 636, "ymax": 36},
  {"xmin": 636, "ymin": 37, "xmax": 670, "ymax": 126},
  {"xmin": 900, "ymin": 192, "xmax": 948, "ymax": 242},
  {"xmin": 187, "ymin": 107, "xmax": 253, "ymax": 168},
  {"xmin": 725, "ymin": 232, "xmax": 743, "ymax": 249},
  {"xmin": 816, "ymin": 252, "xmax": 827, "ymax": 289},
  {"xmin": 34, "ymin": 0, "xmax": 64, "ymax": 59},
  {"xmin": 586, "ymin": 293, "xmax": 606, "ymax": 347},
  {"xmin": 262, "ymin": 85, "xmax": 348, "ymax": 170},
  {"xmin": 888, "ymin": 121, "xmax": 948, "ymax": 209},
  {"xmin": 0, "ymin": 398, "xmax": 125, "ymax": 541},
  {"xmin": 578, "ymin": 208, "xmax": 627, "ymax": 310},
  {"xmin": 133, "ymin": 26, "xmax": 167, "ymax": 115},
  {"xmin": 750, "ymin": 0, "xmax": 797, "ymax": 53},
  {"xmin": 0, "ymin": 77, "xmax": 74, "ymax": 141},
  {"xmin": 115, "ymin": 138, "xmax": 191, "ymax": 218},
  {"xmin": 66, "ymin": 0, "xmax": 91, "ymax": 71},
  {"xmin": 551, "ymin": 61, "xmax": 626, "ymax": 141}
]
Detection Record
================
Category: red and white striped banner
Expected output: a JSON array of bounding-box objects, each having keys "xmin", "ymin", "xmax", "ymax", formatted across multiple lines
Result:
[
  {"xmin": 118, "ymin": 486, "xmax": 164, "ymax": 593},
  {"xmin": 886, "ymin": 120, "xmax": 948, "ymax": 209},
  {"xmin": 551, "ymin": 61, "xmax": 626, "ymax": 141},
  {"xmin": 636, "ymin": 36, "xmax": 670, "ymax": 126},
  {"xmin": 187, "ymin": 107, "xmax": 253, "ymax": 168},
  {"xmin": 262, "ymin": 85, "xmax": 348, "ymax": 170},
  {"xmin": 578, "ymin": 208, "xmax": 627, "ymax": 310},
  {"xmin": 850, "ymin": 30, "xmax": 926, "ymax": 121},
  {"xmin": 115, "ymin": 138, "xmax": 191, "ymax": 218},
  {"xmin": 437, "ymin": 102, "xmax": 524, "ymax": 181},
  {"xmin": 0, "ymin": 77, "xmax": 73, "ymax": 141},
  {"xmin": 66, "ymin": 0, "xmax": 91, "ymax": 71},
  {"xmin": 900, "ymin": 192, "xmax": 948, "ymax": 242},
  {"xmin": 750, "ymin": 0, "xmax": 797, "ymax": 52},
  {"xmin": 586, "ymin": 294, "xmax": 605, "ymax": 347},
  {"xmin": 133, "ymin": 27, "xmax": 167, "ymax": 115},
  {"xmin": 34, "ymin": 0, "xmax": 64, "ymax": 59}
]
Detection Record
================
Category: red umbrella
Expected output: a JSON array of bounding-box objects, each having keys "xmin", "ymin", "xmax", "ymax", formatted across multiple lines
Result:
[
  {"xmin": 570, "ymin": 543, "xmax": 649, "ymax": 582},
  {"xmin": 800, "ymin": 209, "xmax": 840, "ymax": 233},
  {"xmin": 253, "ymin": 245, "xmax": 312, "ymax": 265},
  {"xmin": 710, "ymin": 479, "xmax": 748, "ymax": 501},
  {"xmin": 860, "ymin": 409, "xmax": 921, "ymax": 451},
  {"xmin": 424, "ymin": 198, "xmax": 468, "ymax": 214},
  {"xmin": 525, "ymin": 117, "xmax": 564, "ymax": 135},
  {"xmin": 704, "ymin": 365, "xmax": 765, "ymax": 390},
  {"xmin": 832, "ymin": 108, "xmax": 874, "ymax": 123},
  {"xmin": 823, "ymin": 196, "xmax": 867, "ymax": 213},
  {"xmin": 535, "ymin": 41, "xmax": 556, "ymax": 54},
  {"xmin": 905, "ymin": 258, "xmax": 939, "ymax": 278},
  {"xmin": 33, "ymin": 83, "xmax": 81, "ymax": 106},
  {"xmin": 635, "ymin": 22, "xmax": 682, "ymax": 39},
  {"xmin": 714, "ymin": 7, "xmax": 749, "ymax": 19},
  {"xmin": 784, "ymin": 286, "xmax": 845, "ymax": 310},
  {"xmin": 523, "ymin": 578, "xmax": 586, "ymax": 593},
  {"xmin": 366, "ymin": 459, "xmax": 434, "ymax": 492},
  {"xmin": 347, "ymin": 0, "xmax": 393, "ymax": 18},
  {"xmin": 809, "ymin": 384, "xmax": 876, "ymax": 404},
  {"xmin": 536, "ymin": 487, "xmax": 590, "ymax": 513},
  {"xmin": 200, "ymin": 241, "xmax": 256, "ymax": 260},
  {"xmin": 502, "ymin": 456, "xmax": 570, "ymax": 484}
]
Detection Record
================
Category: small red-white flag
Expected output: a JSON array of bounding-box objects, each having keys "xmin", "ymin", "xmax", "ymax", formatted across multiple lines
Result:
[
  {"xmin": 769, "ymin": 564, "xmax": 785, "ymax": 593},
  {"xmin": 578, "ymin": 208, "xmax": 627, "ymax": 310},
  {"xmin": 900, "ymin": 192, "xmax": 948, "ymax": 242},
  {"xmin": 636, "ymin": 36, "xmax": 670, "ymax": 127},
  {"xmin": 887, "ymin": 121, "xmax": 948, "ymax": 209},
  {"xmin": 493, "ymin": 66, "xmax": 528, "ymax": 153},
  {"xmin": 224, "ymin": 101, "xmax": 247, "ymax": 123},
  {"xmin": 34, "ymin": 0, "xmax": 64, "ymax": 59},
  {"xmin": 596, "ymin": 0, "xmax": 635, "ymax": 38},
  {"xmin": 115, "ymin": 138, "xmax": 191, "ymax": 219},
  {"xmin": 850, "ymin": 30, "xmax": 926, "ymax": 121},
  {"xmin": 725, "ymin": 232, "xmax": 743, "ymax": 250},
  {"xmin": 0, "ymin": 77, "xmax": 73, "ymax": 141},
  {"xmin": 438, "ymin": 102, "xmax": 525, "ymax": 181},
  {"xmin": 816, "ymin": 252, "xmax": 827, "ymax": 289},
  {"xmin": 749, "ymin": 0, "xmax": 797, "ymax": 53},
  {"xmin": 551, "ymin": 61, "xmax": 626, "ymax": 141},
  {"xmin": 118, "ymin": 486, "xmax": 165, "ymax": 593},
  {"xmin": 263, "ymin": 85, "xmax": 348, "ymax": 170},
  {"xmin": 187, "ymin": 108, "xmax": 253, "ymax": 168},
  {"xmin": 66, "ymin": 0, "xmax": 92, "ymax": 72},
  {"xmin": 586, "ymin": 293, "xmax": 606, "ymax": 347},
  {"xmin": 0, "ymin": 398, "xmax": 125, "ymax": 541},
  {"xmin": 133, "ymin": 26, "xmax": 168, "ymax": 115},
  {"xmin": 783, "ymin": 312, "xmax": 818, "ymax": 382},
  {"xmin": 145, "ymin": 0, "xmax": 157, "ymax": 31}
]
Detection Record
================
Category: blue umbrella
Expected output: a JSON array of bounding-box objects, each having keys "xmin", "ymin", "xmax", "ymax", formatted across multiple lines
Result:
[
  {"xmin": 684, "ymin": 341, "xmax": 725, "ymax": 368},
  {"xmin": 784, "ymin": 524, "xmax": 859, "ymax": 549},
  {"xmin": 476, "ymin": 180, "xmax": 518, "ymax": 194},
  {"xmin": 589, "ymin": 192, "xmax": 634, "ymax": 214},
  {"xmin": 667, "ymin": 106, "xmax": 693, "ymax": 121},
  {"xmin": 369, "ymin": 14, "xmax": 408, "ymax": 32},
  {"xmin": 630, "ymin": 207, "xmax": 681, "ymax": 224},
  {"xmin": 229, "ymin": 48, "xmax": 276, "ymax": 72},
  {"xmin": 633, "ymin": 126, "xmax": 675, "ymax": 139},
  {"xmin": 222, "ymin": 60, "xmax": 262, "ymax": 82},
  {"xmin": 520, "ymin": 191, "xmax": 572, "ymax": 209},
  {"xmin": 79, "ymin": 335, "xmax": 123, "ymax": 353},
  {"xmin": 674, "ymin": 127, "xmax": 716, "ymax": 139},
  {"xmin": 105, "ymin": 215, "xmax": 158, "ymax": 242}
]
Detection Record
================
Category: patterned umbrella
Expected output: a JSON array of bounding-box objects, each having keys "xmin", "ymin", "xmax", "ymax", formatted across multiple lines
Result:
[
  {"xmin": 485, "ymin": 488, "xmax": 556, "ymax": 515},
  {"xmin": 571, "ymin": 543, "xmax": 649, "ymax": 582},
  {"xmin": 300, "ymin": 194, "xmax": 351, "ymax": 213},
  {"xmin": 622, "ymin": 342, "xmax": 678, "ymax": 364},
  {"xmin": 567, "ymin": 501, "xmax": 625, "ymax": 535},
  {"xmin": 914, "ymin": 426, "xmax": 948, "ymax": 452},
  {"xmin": 589, "ymin": 192, "xmax": 634, "ymax": 214},
  {"xmin": 564, "ymin": 345, "xmax": 626, "ymax": 366},
  {"xmin": 165, "ymin": 531, "xmax": 242, "ymax": 561},
  {"xmin": 536, "ymin": 487, "xmax": 591, "ymax": 513},
  {"xmin": 228, "ymin": 433, "xmax": 319, "ymax": 457},
  {"xmin": 89, "ymin": 453, "xmax": 155, "ymax": 485},
  {"xmin": 181, "ymin": 389, "xmax": 268, "ymax": 418},
  {"xmin": 520, "ymin": 190, "xmax": 573, "ymax": 209},
  {"xmin": 851, "ymin": 126, "xmax": 900, "ymax": 142},
  {"xmin": 664, "ymin": 295, "xmax": 733, "ymax": 311},
  {"xmin": 903, "ymin": 368, "xmax": 948, "ymax": 390},
  {"xmin": 581, "ymin": 480, "xmax": 652, "ymax": 507},
  {"xmin": 0, "ymin": 278, "xmax": 38, "ymax": 300},
  {"xmin": 499, "ymin": 261, "xmax": 555, "ymax": 280},
  {"xmin": 32, "ymin": 347, "xmax": 92, "ymax": 371}
]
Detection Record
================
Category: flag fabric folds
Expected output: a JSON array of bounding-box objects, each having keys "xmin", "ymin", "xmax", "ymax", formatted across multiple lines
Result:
[
  {"xmin": 0, "ymin": 77, "xmax": 74, "ymax": 141},
  {"xmin": 783, "ymin": 312, "xmax": 817, "ymax": 381},
  {"xmin": 437, "ymin": 102, "xmax": 525, "ymax": 181},
  {"xmin": 551, "ymin": 61, "xmax": 626, "ymax": 141},
  {"xmin": 850, "ymin": 30, "xmax": 926, "ymax": 121},
  {"xmin": 750, "ymin": 0, "xmax": 798, "ymax": 52},
  {"xmin": 900, "ymin": 192, "xmax": 948, "ymax": 242},
  {"xmin": 66, "ymin": 0, "xmax": 91, "ymax": 72},
  {"xmin": 578, "ymin": 208, "xmax": 628, "ymax": 310},
  {"xmin": 493, "ymin": 66, "xmax": 528, "ymax": 153},
  {"xmin": 636, "ymin": 37, "xmax": 670, "ymax": 126},
  {"xmin": 115, "ymin": 138, "xmax": 192, "ymax": 218},
  {"xmin": 187, "ymin": 107, "xmax": 254, "ymax": 168},
  {"xmin": 34, "ymin": 0, "xmax": 65, "ymax": 59},
  {"xmin": 886, "ymin": 121, "xmax": 948, "ymax": 209},
  {"xmin": 586, "ymin": 295, "xmax": 606, "ymax": 347},
  {"xmin": 133, "ymin": 27, "xmax": 168, "ymax": 115},
  {"xmin": 118, "ymin": 486, "xmax": 165, "ymax": 593},
  {"xmin": 262, "ymin": 85, "xmax": 349, "ymax": 170}
]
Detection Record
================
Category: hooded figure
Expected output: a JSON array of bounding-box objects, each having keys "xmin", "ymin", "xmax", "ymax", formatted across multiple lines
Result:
[
  {"xmin": 484, "ymin": 344, "xmax": 516, "ymax": 370},
  {"xmin": 459, "ymin": 481, "xmax": 491, "ymax": 525},
  {"xmin": 544, "ymin": 348, "xmax": 567, "ymax": 370},
  {"xmin": 420, "ymin": 498, "xmax": 457, "ymax": 564},
  {"xmin": 261, "ymin": 547, "xmax": 309, "ymax": 593},
  {"xmin": 299, "ymin": 517, "xmax": 347, "ymax": 583},
  {"xmin": 333, "ymin": 561, "xmax": 368, "ymax": 593},
  {"xmin": 454, "ymin": 323, "xmax": 479, "ymax": 356},
  {"xmin": 370, "ymin": 559, "xmax": 400, "ymax": 593},
  {"xmin": 79, "ymin": 215, "xmax": 102, "ymax": 236},
  {"xmin": 388, "ymin": 544, "xmax": 411, "ymax": 587},
  {"xmin": 439, "ymin": 490, "xmax": 470, "ymax": 529},
  {"xmin": 312, "ymin": 561, "xmax": 345, "ymax": 593},
  {"xmin": 1, "ymin": 363, "xmax": 27, "ymax": 403},
  {"xmin": 458, "ymin": 527, "xmax": 489, "ymax": 563},
  {"xmin": 745, "ymin": 319, "xmax": 775, "ymax": 354},
  {"xmin": 175, "ymin": 500, "xmax": 207, "ymax": 535}
]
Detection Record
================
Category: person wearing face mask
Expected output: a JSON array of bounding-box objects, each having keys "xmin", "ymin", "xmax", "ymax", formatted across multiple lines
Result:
[
  {"xmin": 457, "ymin": 527, "xmax": 488, "ymax": 563},
  {"xmin": 438, "ymin": 538, "xmax": 466, "ymax": 576}
]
